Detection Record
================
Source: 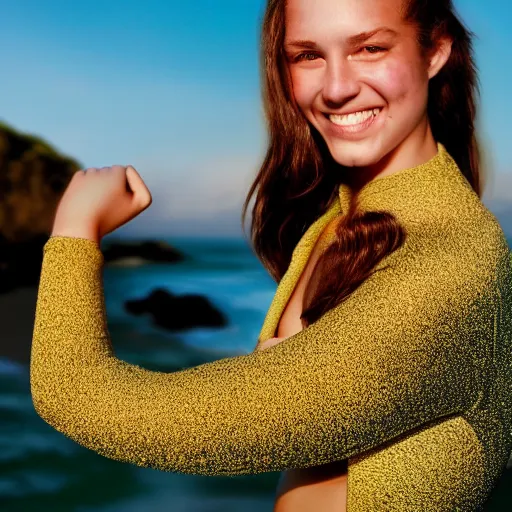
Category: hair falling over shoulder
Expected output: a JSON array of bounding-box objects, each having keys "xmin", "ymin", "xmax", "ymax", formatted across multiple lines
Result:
[{"xmin": 241, "ymin": 0, "xmax": 483, "ymax": 327}]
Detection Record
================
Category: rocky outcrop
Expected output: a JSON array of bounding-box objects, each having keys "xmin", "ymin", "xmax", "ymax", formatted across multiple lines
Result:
[
  {"xmin": 125, "ymin": 288, "xmax": 227, "ymax": 331},
  {"xmin": 102, "ymin": 240, "xmax": 185, "ymax": 265},
  {"xmin": 0, "ymin": 233, "xmax": 50, "ymax": 293},
  {"xmin": 0, "ymin": 120, "xmax": 81, "ymax": 241},
  {"xmin": 0, "ymin": 121, "xmax": 81, "ymax": 292},
  {"xmin": 0, "ymin": 121, "xmax": 185, "ymax": 289}
]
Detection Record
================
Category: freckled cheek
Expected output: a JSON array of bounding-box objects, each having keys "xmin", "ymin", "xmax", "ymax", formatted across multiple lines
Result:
[
  {"xmin": 370, "ymin": 63, "xmax": 423, "ymax": 103},
  {"xmin": 288, "ymin": 71, "xmax": 318, "ymax": 111}
]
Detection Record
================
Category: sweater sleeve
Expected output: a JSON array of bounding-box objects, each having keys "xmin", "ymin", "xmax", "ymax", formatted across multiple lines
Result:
[{"xmin": 30, "ymin": 235, "xmax": 490, "ymax": 476}]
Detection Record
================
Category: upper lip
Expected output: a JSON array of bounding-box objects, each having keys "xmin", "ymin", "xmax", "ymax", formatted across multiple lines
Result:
[{"xmin": 324, "ymin": 106, "xmax": 383, "ymax": 116}]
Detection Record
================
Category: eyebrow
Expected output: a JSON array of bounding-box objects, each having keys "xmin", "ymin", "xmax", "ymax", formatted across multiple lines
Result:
[{"xmin": 284, "ymin": 27, "xmax": 399, "ymax": 50}]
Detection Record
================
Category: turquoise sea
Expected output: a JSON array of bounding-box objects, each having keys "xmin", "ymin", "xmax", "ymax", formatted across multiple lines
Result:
[{"xmin": 1, "ymin": 236, "xmax": 511, "ymax": 511}]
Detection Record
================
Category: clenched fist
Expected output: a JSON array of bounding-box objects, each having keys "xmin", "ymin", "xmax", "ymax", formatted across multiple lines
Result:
[{"xmin": 51, "ymin": 165, "xmax": 152, "ymax": 243}]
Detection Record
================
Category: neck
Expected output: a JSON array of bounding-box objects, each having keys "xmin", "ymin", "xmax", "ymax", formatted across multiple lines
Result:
[{"xmin": 342, "ymin": 125, "xmax": 439, "ymax": 193}]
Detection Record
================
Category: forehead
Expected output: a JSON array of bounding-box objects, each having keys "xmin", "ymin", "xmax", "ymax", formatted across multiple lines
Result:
[{"xmin": 284, "ymin": 0, "xmax": 405, "ymax": 39}]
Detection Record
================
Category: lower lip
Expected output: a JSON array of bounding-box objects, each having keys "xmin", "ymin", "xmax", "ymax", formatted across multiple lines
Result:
[{"xmin": 324, "ymin": 108, "xmax": 383, "ymax": 140}]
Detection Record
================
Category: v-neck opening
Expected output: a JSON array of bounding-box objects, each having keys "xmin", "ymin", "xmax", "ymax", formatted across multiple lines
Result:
[{"xmin": 256, "ymin": 198, "xmax": 342, "ymax": 345}]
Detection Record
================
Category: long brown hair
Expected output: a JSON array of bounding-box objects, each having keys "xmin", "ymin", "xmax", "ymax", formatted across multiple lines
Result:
[{"xmin": 241, "ymin": 0, "xmax": 482, "ymax": 327}]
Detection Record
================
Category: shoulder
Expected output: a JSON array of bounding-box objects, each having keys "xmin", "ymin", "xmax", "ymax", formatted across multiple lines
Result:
[
  {"xmin": 443, "ymin": 183, "xmax": 509, "ymax": 269},
  {"xmin": 402, "ymin": 183, "xmax": 509, "ymax": 301}
]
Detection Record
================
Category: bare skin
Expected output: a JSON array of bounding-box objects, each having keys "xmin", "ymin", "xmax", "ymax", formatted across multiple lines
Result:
[{"xmin": 256, "ymin": 216, "xmax": 349, "ymax": 512}]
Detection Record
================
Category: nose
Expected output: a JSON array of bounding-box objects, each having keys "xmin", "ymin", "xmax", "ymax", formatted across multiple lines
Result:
[{"xmin": 322, "ymin": 57, "xmax": 360, "ymax": 107}]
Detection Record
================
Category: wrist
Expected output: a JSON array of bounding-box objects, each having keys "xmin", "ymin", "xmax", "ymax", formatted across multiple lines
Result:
[{"xmin": 51, "ymin": 224, "xmax": 100, "ymax": 244}]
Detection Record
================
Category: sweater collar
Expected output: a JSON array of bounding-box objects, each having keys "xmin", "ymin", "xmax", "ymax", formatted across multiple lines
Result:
[
  {"xmin": 336, "ymin": 141, "xmax": 457, "ymax": 219},
  {"xmin": 256, "ymin": 140, "xmax": 464, "ymax": 344}
]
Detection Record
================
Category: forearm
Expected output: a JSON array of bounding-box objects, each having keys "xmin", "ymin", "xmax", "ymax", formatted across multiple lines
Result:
[{"xmin": 30, "ymin": 237, "xmax": 302, "ymax": 475}]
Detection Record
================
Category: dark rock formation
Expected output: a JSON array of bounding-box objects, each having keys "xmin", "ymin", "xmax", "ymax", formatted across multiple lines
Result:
[
  {"xmin": 0, "ymin": 121, "xmax": 81, "ymax": 292},
  {"xmin": 0, "ymin": 120, "xmax": 81, "ymax": 241},
  {"xmin": 0, "ymin": 120, "xmax": 185, "ymax": 289},
  {"xmin": 0, "ymin": 233, "xmax": 49, "ymax": 293},
  {"xmin": 125, "ymin": 288, "xmax": 227, "ymax": 331},
  {"xmin": 102, "ymin": 240, "xmax": 185, "ymax": 265}
]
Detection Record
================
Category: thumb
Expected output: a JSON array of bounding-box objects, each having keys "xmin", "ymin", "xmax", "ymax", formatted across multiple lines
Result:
[{"xmin": 125, "ymin": 166, "xmax": 152, "ymax": 208}]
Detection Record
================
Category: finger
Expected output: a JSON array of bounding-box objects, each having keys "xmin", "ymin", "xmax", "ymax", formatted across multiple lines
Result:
[
  {"xmin": 125, "ymin": 165, "xmax": 152, "ymax": 207},
  {"xmin": 110, "ymin": 165, "xmax": 129, "ymax": 188},
  {"xmin": 80, "ymin": 167, "xmax": 98, "ymax": 174}
]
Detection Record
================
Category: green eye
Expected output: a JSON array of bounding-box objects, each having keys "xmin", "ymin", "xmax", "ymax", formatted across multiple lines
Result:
[
  {"xmin": 290, "ymin": 45, "xmax": 386, "ymax": 63},
  {"xmin": 293, "ymin": 52, "xmax": 318, "ymax": 63},
  {"xmin": 362, "ymin": 46, "xmax": 386, "ymax": 54}
]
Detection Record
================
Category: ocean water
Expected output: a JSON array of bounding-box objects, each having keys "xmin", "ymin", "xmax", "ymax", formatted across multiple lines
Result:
[{"xmin": 1, "ymin": 236, "xmax": 511, "ymax": 511}]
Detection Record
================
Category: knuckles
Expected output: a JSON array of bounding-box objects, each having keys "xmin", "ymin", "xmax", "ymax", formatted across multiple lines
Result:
[
  {"xmin": 74, "ymin": 165, "xmax": 152, "ymax": 206},
  {"xmin": 79, "ymin": 165, "xmax": 129, "ymax": 173}
]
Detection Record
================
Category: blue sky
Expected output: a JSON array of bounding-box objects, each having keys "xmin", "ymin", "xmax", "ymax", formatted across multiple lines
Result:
[{"xmin": 1, "ymin": 0, "xmax": 511, "ymax": 237}]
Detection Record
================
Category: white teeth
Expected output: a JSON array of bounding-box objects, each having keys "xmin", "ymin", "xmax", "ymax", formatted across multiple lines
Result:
[{"xmin": 329, "ymin": 108, "xmax": 381, "ymax": 126}]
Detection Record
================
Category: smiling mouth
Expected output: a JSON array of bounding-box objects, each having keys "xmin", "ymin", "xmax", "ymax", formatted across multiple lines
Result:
[
  {"xmin": 322, "ymin": 107, "xmax": 382, "ymax": 124},
  {"xmin": 320, "ymin": 107, "xmax": 385, "ymax": 138}
]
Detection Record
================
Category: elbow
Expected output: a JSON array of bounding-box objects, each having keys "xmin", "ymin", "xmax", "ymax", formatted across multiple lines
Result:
[
  {"xmin": 30, "ymin": 375, "xmax": 62, "ymax": 429},
  {"xmin": 31, "ymin": 389, "xmax": 57, "ymax": 426}
]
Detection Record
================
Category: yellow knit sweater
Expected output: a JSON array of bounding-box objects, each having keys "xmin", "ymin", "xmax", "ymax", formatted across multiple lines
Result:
[{"xmin": 30, "ymin": 142, "xmax": 512, "ymax": 511}]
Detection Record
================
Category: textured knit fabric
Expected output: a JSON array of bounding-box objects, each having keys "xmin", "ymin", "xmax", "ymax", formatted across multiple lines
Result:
[{"xmin": 30, "ymin": 142, "xmax": 512, "ymax": 511}]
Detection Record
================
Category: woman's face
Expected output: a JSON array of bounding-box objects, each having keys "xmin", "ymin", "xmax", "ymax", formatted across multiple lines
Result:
[{"xmin": 284, "ymin": 0, "xmax": 448, "ymax": 184}]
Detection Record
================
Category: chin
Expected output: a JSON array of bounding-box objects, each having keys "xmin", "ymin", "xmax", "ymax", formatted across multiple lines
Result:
[{"xmin": 325, "ymin": 138, "xmax": 385, "ymax": 168}]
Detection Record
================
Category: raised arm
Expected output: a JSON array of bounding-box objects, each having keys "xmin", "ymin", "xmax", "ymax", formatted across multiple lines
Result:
[{"xmin": 30, "ymin": 234, "xmax": 500, "ymax": 476}]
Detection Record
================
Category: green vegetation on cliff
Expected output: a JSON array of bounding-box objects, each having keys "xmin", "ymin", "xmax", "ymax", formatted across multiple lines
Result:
[{"xmin": 0, "ymin": 120, "xmax": 83, "ymax": 242}]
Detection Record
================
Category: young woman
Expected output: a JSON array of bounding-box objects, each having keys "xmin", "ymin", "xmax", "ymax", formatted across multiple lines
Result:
[
  {"xmin": 30, "ymin": 0, "xmax": 512, "ymax": 511},
  {"xmin": 250, "ymin": 0, "xmax": 504, "ymax": 510}
]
